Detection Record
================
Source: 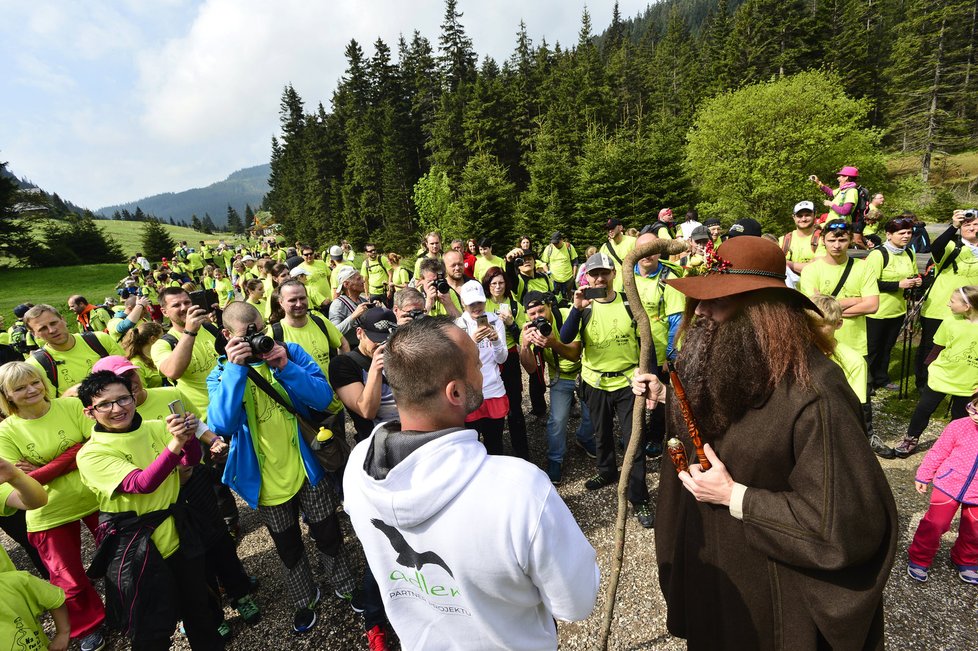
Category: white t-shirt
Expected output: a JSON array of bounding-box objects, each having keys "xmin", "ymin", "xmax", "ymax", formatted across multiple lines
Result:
[{"xmin": 455, "ymin": 312, "xmax": 508, "ymax": 399}]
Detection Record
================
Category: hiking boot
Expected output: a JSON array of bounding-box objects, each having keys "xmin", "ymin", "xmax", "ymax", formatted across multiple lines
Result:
[
  {"xmin": 80, "ymin": 631, "xmax": 106, "ymax": 651},
  {"xmin": 575, "ymin": 438, "xmax": 597, "ymax": 459},
  {"xmin": 868, "ymin": 435, "xmax": 896, "ymax": 459},
  {"xmin": 546, "ymin": 461, "xmax": 563, "ymax": 485},
  {"xmin": 365, "ymin": 624, "xmax": 390, "ymax": 651},
  {"xmin": 894, "ymin": 436, "xmax": 920, "ymax": 459},
  {"xmin": 235, "ymin": 595, "xmax": 261, "ymax": 625},
  {"xmin": 292, "ymin": 586, "xmax": 321, "ymax": 634},
  {"xmin": 957, "ymin": 566, "xmax": 978, "ymax": 585},
  {"xmin": 585, "ymin": 472, "xmax": 618, "ymax": 490},
  {"xmin": 907, "ymin": 563, "xmax": 929, "ymax": 582},
  {"xmin": 635, "ymin": 503, "xmax": 654, "ymax": 529},
  {"xmin": 336, "ymin": 588, "xmax": 365, "ymax": 613}
]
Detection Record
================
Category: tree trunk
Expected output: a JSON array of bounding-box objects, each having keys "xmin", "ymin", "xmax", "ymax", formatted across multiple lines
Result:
[{"xmin": 922, "ymin": 17, "xmax": 948, "ymax": 184}]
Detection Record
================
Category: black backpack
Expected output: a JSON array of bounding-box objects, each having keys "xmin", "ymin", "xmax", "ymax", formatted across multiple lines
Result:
[
  {"xmin": 31, "ymin": 332, "xmax": 110, "ymax": 393},
  {"xmin": 8, "ymin": 321, "xmax": 34, "ymax": 355},
  {"xmin": 850, "ymin": 185, "xmax": 870, "ymax": 227}
]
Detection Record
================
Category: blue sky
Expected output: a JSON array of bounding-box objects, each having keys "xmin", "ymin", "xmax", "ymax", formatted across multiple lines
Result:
[{"xmin": 0, "ymin": 1, "xmax": 650, "ymax": 211}]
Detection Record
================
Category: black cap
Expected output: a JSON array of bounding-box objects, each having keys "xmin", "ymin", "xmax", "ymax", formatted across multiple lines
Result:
[
  {"xmin": 702, "ymin": 217, "xmax": 721, "ymax": 227},
  {"xmin": 13, "ymin": 304, "xmax": 32, "ymax": 319},
  {"xmin": 522, "ymin": 291, "xmax": 552, "ymax": 310},
  {"xmin": 605, "ymin": 218, "xmax": 622, "ymax": 230},
  {"xmin": 727, "ymin": 218, "xmax": 762, "ymax": 238},
  {"xmin": 357, "ymin": 307, "xmax": 398, "ymax": 343},
  {"xmin": 550, "ymin": 231, "xmax": 563, "ymax": 243}
]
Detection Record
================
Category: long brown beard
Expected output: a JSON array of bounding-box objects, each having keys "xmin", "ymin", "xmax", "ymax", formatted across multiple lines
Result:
[{"xmin": 671, "ymin": 312, "xmax": 772, "ymax": 443}]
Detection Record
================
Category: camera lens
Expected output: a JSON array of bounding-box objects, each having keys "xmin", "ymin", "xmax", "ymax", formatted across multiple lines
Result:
[{"xmin": 532, "ymin": 316, "xmax": 553, "ymax": 337}]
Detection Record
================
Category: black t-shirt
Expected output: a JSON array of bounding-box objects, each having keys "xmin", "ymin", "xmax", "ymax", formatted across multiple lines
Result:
[{"xmin": 328, "ymin": 350, "xmax": 392, "ymax": 441}]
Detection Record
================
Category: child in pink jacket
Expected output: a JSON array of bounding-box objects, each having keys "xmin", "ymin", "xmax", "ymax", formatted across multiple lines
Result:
[{"xmin": 907, "ymin": 393, "xmax": 978, "ymax": 585}]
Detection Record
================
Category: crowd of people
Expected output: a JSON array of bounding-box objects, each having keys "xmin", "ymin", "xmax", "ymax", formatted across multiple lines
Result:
[{"xmin": 0, "ymin": 165, "xmax": 976, "ymax": 650}]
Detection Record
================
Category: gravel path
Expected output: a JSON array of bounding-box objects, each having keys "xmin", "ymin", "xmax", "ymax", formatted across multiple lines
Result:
[{"xmin": 3, "ymin": 389, "xmax": 977, "ymax": 650}]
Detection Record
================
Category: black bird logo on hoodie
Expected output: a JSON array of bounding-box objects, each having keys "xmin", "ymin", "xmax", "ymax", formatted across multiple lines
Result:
[{"xmin": 371, "ymin": 518, "xmax": 455, "ymax": 578}]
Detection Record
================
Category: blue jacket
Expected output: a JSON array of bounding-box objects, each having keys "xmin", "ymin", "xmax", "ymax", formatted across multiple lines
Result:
[{"xmin": 206, "ymin": 342, "xmax": 333, "ymax": 509}]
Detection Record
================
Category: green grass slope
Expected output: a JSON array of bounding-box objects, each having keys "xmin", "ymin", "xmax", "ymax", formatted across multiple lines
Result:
[{"xmin": 0, "ymin": 263, "xmax": 128, "ymax": 327}]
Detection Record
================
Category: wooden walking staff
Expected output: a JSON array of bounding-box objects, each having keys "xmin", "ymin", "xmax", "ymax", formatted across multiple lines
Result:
[
  {"xmin": 668, "ymin": 370, "xmax": 711, "ymax": 471},
  {"xmin": 596, "ymin": 237, "xmax": 688, "ymax": 651}
]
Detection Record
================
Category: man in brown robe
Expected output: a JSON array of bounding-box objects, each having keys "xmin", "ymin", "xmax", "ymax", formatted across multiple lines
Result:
[{"xmin": 635, "ymin": 236, "xmax": 897, "ymax": 650}]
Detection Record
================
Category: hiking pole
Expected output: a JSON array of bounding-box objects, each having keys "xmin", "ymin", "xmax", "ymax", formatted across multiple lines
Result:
[
  {"xmin": 596, "ymin": 237, "xmax": 688, "ymax": 651},
  {"xmin": 898, "ymin": 298, "xmax": 922, "ymax": 399}
]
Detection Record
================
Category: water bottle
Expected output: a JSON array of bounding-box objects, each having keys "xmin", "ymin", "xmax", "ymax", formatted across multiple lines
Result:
[{"xmin": 311, "ymin": 427, "xmax": 334, "ymax": 451}]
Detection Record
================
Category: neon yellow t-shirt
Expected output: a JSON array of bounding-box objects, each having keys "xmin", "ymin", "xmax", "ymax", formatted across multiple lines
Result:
[
  {"xmin": 0, "ymin": 570, "xmax": 65, "ymax": 650},
  {"xmin": 138, "ymin": 386, "xmax": 194, "ymax": 422},
  {"xmin": 635, "ymin": 263, "xmax": 686, "ymax": 365},
  {"xmin": 0, "ymin": 398, "xmax": 99, "ymax": 532},
  {"xmin": 132, "ymin": 356, "xmax": 163, "ymax": 389},
  {"xmin": 474, "ymin": 255, "xmax": 506, "ymax": 282},
  {"xmin": 922, "ymin": 242, "xmax": 978, "ymax": 320},
  {"xmin": 778, "ymin": 230, "xmax": 825, "ymax": 263},
  {"xmin": 829, "ymin": 186, "xmax": 859, "ymax": 222},
  {"xmin": 521, "ymin": 307, "xmax": 582, "ymax": 382},
  {"xmin": 581, "ymin": 294, "xmax": 639, "ymax": 391},
  {"xmin": 486, "ymin": 297, "xmax": 527, "ymax": 349},
  {"xmin": 360, "ymin": 258, "xmax": 391, "ymax": 295},
  {"xmin": 799, "ymin": 258, "xmax": 877, "ymax": 355},
  {"xmin": 247, "ymin": 297, "xmax": 270, "ymax": 320},
  {"xmin": 600, "ymin": 236, "xmax": 636, "ymax": 290},
  {"xmin": 928, "ymin": 316, "xmax": 978, "ymax": 396},
  {"xmin": 831, "ymin": 343, "xmax": 869, "ymax": 403},
  {"xmin": 390, "ymin": 267, "xmax": 410, "ymax": 289},
  {"xmin": 77, "ymin": 419, "xmax": 181, "ymax": 558},
  {"xmin": 299, "ymin": 259, "xmax": 332, "ymax": 299},
  {"xmin": 864, "ymin": 247, "xmax": 918, "ymax": 319},
  {"xmin": 541, "ymin": 242, "xmax": 578, "ymax": 283},
  {"xmin": 245, "ymin": 364, "xmax": 306, "ymax": 506},
  {"xmin": 28, "ymin": 333, "xmax": 126, "ymax": 398},
  {"xmin": 214, "ymin": 277, "xmax": 235, "ymax": 308},
  {"xmin": 273, "ymin": 317, "xmax": 344, "ymax": 377},
  {"xmin": 0, "ymin": 546, "xmax": 14, "ymax": 572},
  {"xmin": 150, "ymin": 327, "xmax": 220, "ymax": 416}
]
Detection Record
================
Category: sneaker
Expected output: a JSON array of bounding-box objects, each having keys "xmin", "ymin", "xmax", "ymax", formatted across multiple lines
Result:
[
  {"xmin": 869, "ymin": 435, "xmax": 896, "ymax": 459},
  {"xmin": 365, "ymin": 624, "xmax": 390, "ymax": 651},
  {"xmin": 80, "ymin": 631, "xmax": 106, "ymax": 651},
  {"xmin": 575, "ymin": 439, "xmax": 597, "ymax": 459},
  {"xmin": 894, "ymin": 436, "xmax": 920, "ymax": 459},
  {"xmin": 217, "ymin": 621, "xmax": 233, "ymax": 641},
  {"xmin": 957, "ymin": 567, "xmax": 978, "ymax": 585},
  {"xmin": 635, "ymin": 503, "xmax": 654, "ymax": 529},
  {"xmin": 292, "ymin": 586, "xmax": 321, "ymax": 633},
  {"xmin": 336, "ymin": 588, "xmax": 365, "ymax": 613},
  {"xmin": 585, "ymin": 472, "xmax": 618, "ymax": 490},
  {"xmin": 546, "ymin": 461, "xmax": 562, "ymax": 485},
  {"xmin": 907, "ymin": 563, "xmax": 928, "ymax": 582},
  {"xmin": 235, "ymin": 595, "xmax": 261, "ymax": 625}
]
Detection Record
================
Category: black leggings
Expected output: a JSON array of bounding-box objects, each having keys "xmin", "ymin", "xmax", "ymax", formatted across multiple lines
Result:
[
  {"xmin": 499, "ymin": 350, "xmax": 528, "ymax": 459},
  {"xmin": 914, "ymin": 316, "xmax": 942, "ymax": 389},
  {"xmin": 470, "ymin": 417, "xmax": 506, "ymax": 455},
  {"xmin": 907, "ymin": 385, "xmax": 970, "ymax": 440},
  {"xmin": 866, "ymin": 314, "xmax": 905, "ymax": 388}
]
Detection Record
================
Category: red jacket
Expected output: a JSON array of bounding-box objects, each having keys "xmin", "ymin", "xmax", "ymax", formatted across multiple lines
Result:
[{"xmin": 916, "ymin": 417, "xmax": 978, "ymax": 505}]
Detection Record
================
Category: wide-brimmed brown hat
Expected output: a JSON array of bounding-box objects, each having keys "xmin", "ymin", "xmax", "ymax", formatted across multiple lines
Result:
[{"xmin": 667, "ymin": 237, "xmax": 819, "ymax": 311}]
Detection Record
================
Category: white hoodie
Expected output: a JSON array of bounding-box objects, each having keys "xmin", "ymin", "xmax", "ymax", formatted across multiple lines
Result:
[{"xmin": 344, "ymin": 424, "xmax": 600, "ymax": 651}]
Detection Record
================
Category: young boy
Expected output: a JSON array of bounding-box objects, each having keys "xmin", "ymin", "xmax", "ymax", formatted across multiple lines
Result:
[
  {"xmin": 811, "ymin": 295, "xmax": 895, "ymax": 459},
  {"xmin": 75, "ymin": 371, "xmax": 225, "ymax": 650}
]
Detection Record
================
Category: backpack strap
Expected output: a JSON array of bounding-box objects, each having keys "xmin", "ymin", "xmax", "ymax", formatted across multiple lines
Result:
[
  {"xmin": 271, "ymin": 322, "xmax": 284, "ymax": 341},
  {"xmin": 601, "ymin": 241, "xmax": 624, "ymax": 266},
  {"xmin": 161, "ymin": 333, "xmax": 178, "ymax": 350},
  {"xmin": 80, "ymin": 332, "xmax": 109, "ymax": 358},
  {"xmin": 829, "ymin": 258, "xmax": 855, "ymax": 298},
  {"xmin": 307, "ymin": 313, "xmax": 332, "ymax": 340},
  {"xmin": 30, "ymin": 350, "xmax": 59, "ymax": 390}
]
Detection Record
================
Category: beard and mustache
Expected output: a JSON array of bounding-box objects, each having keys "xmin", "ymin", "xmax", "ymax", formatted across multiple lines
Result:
[{"xmin": 671, "ymin": 311, "xmax": 773, "ymax": 443}]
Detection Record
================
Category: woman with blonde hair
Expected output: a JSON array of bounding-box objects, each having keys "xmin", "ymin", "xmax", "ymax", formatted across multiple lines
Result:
[
  {"xmin": 0, "ymin": 362, "xmax": 106, "ymax": 651},
  {"xmin": 388, "ymin": 252, "xmax": 409, "ymax": 293},
  {"xmin": 121, "ymin": 321, "xmax": 165, "ymax": 389}
]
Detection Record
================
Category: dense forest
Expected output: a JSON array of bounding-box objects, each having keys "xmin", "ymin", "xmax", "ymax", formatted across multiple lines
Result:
[{"xmin": 266, "ymin": 0, "xmax": 978, "ymax": 251}]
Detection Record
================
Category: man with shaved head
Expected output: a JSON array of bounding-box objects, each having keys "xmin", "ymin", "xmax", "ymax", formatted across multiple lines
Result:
[{"xmin": 207, "ymin": 301, "xmax": 362, "ymax": 634}]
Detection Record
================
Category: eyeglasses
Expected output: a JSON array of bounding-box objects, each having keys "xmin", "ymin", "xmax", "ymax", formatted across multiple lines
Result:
[
  {"xmin": 91, "ymin": 394, "xmax": 135, "ymax": 413},
  {"xmin": 967, "ymin": 403, "xmax": 978, "ymax": 415},
  {"xmin": 365, "ymin": 249, "xmax": 376, "ymax": 254}
]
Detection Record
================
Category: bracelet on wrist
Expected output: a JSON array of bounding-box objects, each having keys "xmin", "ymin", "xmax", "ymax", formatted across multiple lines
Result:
[{"xmin": 185, "ymin": 330, "xmax": 198, "ymax": 337}]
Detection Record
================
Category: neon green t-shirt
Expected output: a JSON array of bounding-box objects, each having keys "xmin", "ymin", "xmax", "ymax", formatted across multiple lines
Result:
[
  {"xmin": 522, "ymin": 307, "xmax": 582, "ymax": 382},
  {"xmin": 299, "ymin": 259, "xmax": 332, "ymax": 299},
  {"xmin": 922, "ymin": 242, "xmax": 978, "ymax": 320},
  {"xmin": 0, "ymin": 570, "xmax": 65, "ymax": 650},
  {"xmin": 778, "ymin": 230, "xmax": 825, "ymax": 263},
  {"xmin": 214, "ymin": 277, "xmax": 235, "ymax": 309},
  {"xmin": 150, "ymin": 327, "xmax": 220, "ymax": 417},
  {"xmin": 799, "ymin": 258, "xmax": 877, "ymax": 355},
  {"xmin": 831, "ymin": 343, "xmax": 869, "ymax": 403},
  {"xmin": 137, "ymin": 386, "xmax": 194, "ymax": 422},
  {"xmin": 0, "ymin": 546, "xmax": 14, "ymax": 573},
  {"xmin": 541, "ymin": 243, "xmax": 578, "ymax": 283},
  {"xmin": 360, "ymin": 258, "xmax": 391, "ymax": 295},
  {"xmin": 132, "ymin": 356, "xmax": 163, "ymax": 389},
  {"xmin": 486, "ymin": 297, "xmax": 526, "ymax": 350},
  {"xmin": 247, "ymin": 297, "xmax": 271, "ymax": 320},
  {"xmin": 28, "ymin": 333, "xmax": 125, "ymax": 398},
  {"xmin": 600, "ymin": 236, "xmax": 637, "ymax": 291},
  {"xmin": 0, "ymin": 398, "xmax": 99, "ymax": 532},
  {"xmin": 390, "ymin": 267, "xmax": 410, "ymax": 289},
  {"xmin": 244, "ymin": 364, "xmax": 307, "ymax": 506},
  {"xmin": 273, "ymin": 317, "xmax": 344, "ymax": 377},
  {"xmin": 927, "ymin": 316, "xmax": 978, "ymax": 396},
  {"xmin": 474, "ymin": 255, "xmax": 506, "ymax": 282},
  {"xmin": 77, "ymin": 419, "xmax": 181, "ymax": 558},
  {"xmin": 829, "ymin": 186, "xmax": 859, "ymax": 222},
  {"xmin": 581, "ymin": 294, "xmax": 639, "ymax": 391},
  {"xmin": 635, "ymin": 263, "xmax": 686, "ymax": 365},
  {"xmin": 864, "ymin": 247, "xmax": 918, "ymax": 319}
]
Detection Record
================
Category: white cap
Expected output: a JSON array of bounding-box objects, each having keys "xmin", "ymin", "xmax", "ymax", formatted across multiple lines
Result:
[
  {"xmin": 335, "ymin": 265, "xmax": 358, "ymax": 286},
  {"xmin": 241, "ymin": 255, "xmax": 256, "ymax": 261},
  {"xmin": 793, "ymin": 200, "xmax": 815, "ymax": 214},
  {"xmin": 586, "ymin": 252, "xmax": 615, "ymax": 272},
  {"xmin": 328, "ymin": 245, "xmax": 343, "ymax": 258},
  {"xmin": 460, "ymin": 280, "xmax": 487, "ymax": 305},
  {"xmin": 289, "ymin": 267, "xmax": 310, "ymax": 277}
]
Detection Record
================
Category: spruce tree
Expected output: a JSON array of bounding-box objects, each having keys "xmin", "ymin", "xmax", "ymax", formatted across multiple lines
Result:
[
  {"xmin": 140, "ymin": 219, "xmax": 177, "ymax": 261},
  {"xmin": 0, "ymin": 160, "xmax": 39, "ymax": 265},
  {"xmin": 226, "ymin": 205, "xmax": 244, "ymax": 234}
]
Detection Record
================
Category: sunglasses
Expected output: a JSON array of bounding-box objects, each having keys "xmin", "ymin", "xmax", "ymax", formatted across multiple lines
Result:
[
  {"xmin": 825, "ymin": 222, "xmax": 850, "ymax": 232},
  {"xmin": 365, "ymin": 249, "xmax": 376, "ymax": 253},
  {"xmin": 302, "ymin": 252, "xmax": 314, "ymax": 257},
  {"xmin": 890, "ymin": 218, "xmax": 915, "ymax": 230}
]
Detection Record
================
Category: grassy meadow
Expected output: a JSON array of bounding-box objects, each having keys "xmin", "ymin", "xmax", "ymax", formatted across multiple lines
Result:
[{"xmin": 0, "ymin": 263, "xmax": 128, "ymax": 327}]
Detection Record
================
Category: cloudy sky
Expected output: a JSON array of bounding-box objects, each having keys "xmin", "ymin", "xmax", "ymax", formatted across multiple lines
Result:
[{"xmin": 1, "ymin": 0, "xmax": 650, "ymax": 210}]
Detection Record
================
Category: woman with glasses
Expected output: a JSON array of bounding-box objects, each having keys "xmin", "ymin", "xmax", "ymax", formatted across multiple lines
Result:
[
  {"xmin": 483, "ymin": 267, "xmax": 529, "ymax": 460},
  {"xmin": 0, "ymin": 362, "xmax": 107, "ymax": 651},
  {"xmin": 864, "ymin": 216, "xmax": 923, "ymax": 391}
]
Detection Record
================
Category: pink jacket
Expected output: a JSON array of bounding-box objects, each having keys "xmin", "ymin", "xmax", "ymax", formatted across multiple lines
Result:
[{"xmin": 916, "ymin": 417, "xmax": 978, "ymax": 505}]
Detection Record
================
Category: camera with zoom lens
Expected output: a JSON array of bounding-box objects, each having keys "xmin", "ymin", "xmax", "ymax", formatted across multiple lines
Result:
[
  {"xmin": 243, "ymin": 323, "xmax": 275, "ymax": 355},
  {"xmin": 530, "ymin": 316, "xmax": 552, "ymax": 337},
  {"xmin": 406, "ymin": 309, "xmax": 428, "ymax": 321},
  {"xmin": 514, "ymin": 256, "xmax": 525, "ymax": 267},
  {"xmin": 965, "ymin": 208, "xmax": 978, "ymax": 219},
  {"xmin": 434, "ymin": 272, "xmax": 450, "ymax": 295}
]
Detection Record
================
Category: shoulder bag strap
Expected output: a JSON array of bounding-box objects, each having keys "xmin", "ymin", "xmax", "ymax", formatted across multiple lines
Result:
[{"xmin": 829, "ymin": 258, "xmax": 854, "ymax": 298}]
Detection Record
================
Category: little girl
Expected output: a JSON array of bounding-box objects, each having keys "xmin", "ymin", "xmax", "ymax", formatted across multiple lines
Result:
[
  {"xmin": 896, "ymin": 285, "xmax": 978, "ymax": 457},
  {"xmin": 244, "ymin": 278, "xmax": 269, "ymax": 319},
  {"xmin": 907, "ymin": 392, "xmax": 978, "ymax": 585}
]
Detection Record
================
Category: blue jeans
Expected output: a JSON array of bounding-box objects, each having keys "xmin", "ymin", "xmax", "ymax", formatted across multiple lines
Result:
[{"xmin": 546, "ymin": 378, "xmax": 595, "ymax": 463}]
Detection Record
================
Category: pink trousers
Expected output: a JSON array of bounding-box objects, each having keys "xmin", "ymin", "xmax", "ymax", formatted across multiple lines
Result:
[{"xmin": 908, "ymin": 490, "xmax": 978, "ymax": 569}]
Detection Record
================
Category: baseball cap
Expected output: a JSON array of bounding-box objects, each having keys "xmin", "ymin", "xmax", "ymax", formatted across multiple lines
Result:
[
  {"xmin": 605, "ymin": 218, "xmax": 622, "ymax": 230},
  {"xmin": 289, "ymin": 267, "xmax": 310, "ymax": 278},
  {"xmin": 336, "ymin": 265, "xmax": 358, "ymax": 286},
  {"xmin": 13, "ymin": 304, "xmax": 32, "ymax": 319},
  {"xmin": 658, "ymin": 208, "xmax": 673, "ymax": 219},
  {"xmin": 727, "ymin": 218, "xmax": 762, "ymax": 238},
  {"xmin": 793, "ymin": 201, "xmax": 815, "ymax": 214},
  {"xmin": 522, "ymin": 290, "xmax": 550, "ymax": 310},
  {"xmin": 241, "ymin": 255, "xmax": 256, "ymax": 262},
  {"xmin": 702, "ymin": 217, "xmax": 721, "ymax": 227},
  {"xmin": 690, "ymin": 226, "xmax": 711, "ymax": 243},
  {"xmin": 92, "ymin": 355, "xmax": 140, "ymax": 376},
  {"xmin": 328, "ymin": 245, "xmax": 343, "ymax": 259},
  {"xmin": 586, "ymin": 252, "xmax": 615, "ymax": 272},
  {"xmin": 460, "ymin": 280, "xmax": 487, "ymax": 305},
  {"xmin": 357, "ymin": 307, "xmax": 398, "ymax": 343},
  {"xmin": 550, "ymin": 231, "xmax": 563, "ymax": 243}
]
